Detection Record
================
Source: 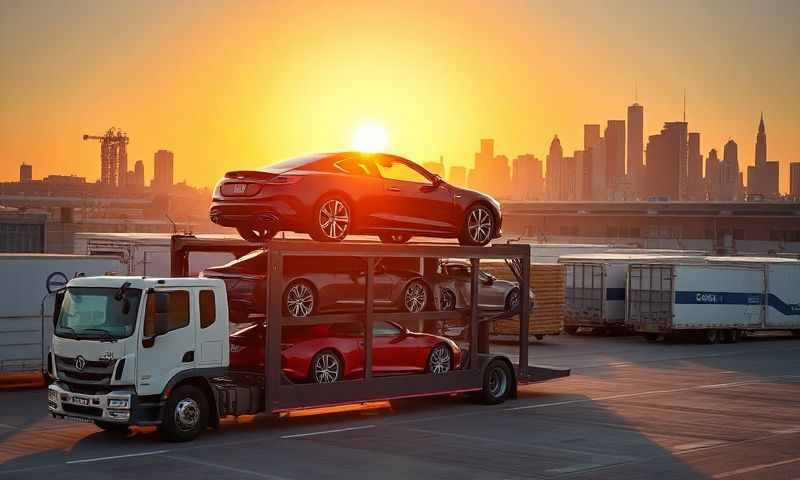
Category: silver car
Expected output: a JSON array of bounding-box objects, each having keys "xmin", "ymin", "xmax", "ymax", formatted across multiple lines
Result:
[{"xmin": 428, "ymin": 261, "xmax": 533, "ymax": 313}]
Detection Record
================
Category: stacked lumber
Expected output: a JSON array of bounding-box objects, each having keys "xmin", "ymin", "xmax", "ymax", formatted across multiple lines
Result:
[{"xmin": 481, "ymin": 262, "xmax": 565, "ymax": 338}]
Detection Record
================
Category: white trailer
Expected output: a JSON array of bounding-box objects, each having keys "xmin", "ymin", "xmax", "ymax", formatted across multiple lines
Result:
[
  {"xmin": 0, "ymin": 254, "xmax": 124, "ymax": 372},
  {"xmin": 73, "ymin": 233, "xmax": 239, "ymax": 277},
  {"xmin": 628, "ymin": 257, "xmax": 800, "ymax": 343},
  {"xmin": 559, "ymin": 253, "xmax": 705, "ymax": 334}
]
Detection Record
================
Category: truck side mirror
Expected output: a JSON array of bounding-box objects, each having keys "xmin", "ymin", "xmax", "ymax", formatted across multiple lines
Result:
[{"xmin": 53, "ymin": 290, "xmax": 65, "ymax": 327}]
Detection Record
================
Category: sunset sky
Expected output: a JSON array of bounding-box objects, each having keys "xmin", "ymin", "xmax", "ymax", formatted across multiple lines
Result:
[{"xmin": 1, "ymin": 0, "xmax": 798, "ymax": 192}]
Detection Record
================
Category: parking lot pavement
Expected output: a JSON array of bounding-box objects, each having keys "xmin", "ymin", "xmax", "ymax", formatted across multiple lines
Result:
[{"xmin": 1, "ymin": 334, "xmax": 799, "ymax": 479}]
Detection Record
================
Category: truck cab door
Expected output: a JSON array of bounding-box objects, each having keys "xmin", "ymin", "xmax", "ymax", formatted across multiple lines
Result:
[{"xmin": 137, "ymin": 288, "xmax": 198, "ymax": 397}]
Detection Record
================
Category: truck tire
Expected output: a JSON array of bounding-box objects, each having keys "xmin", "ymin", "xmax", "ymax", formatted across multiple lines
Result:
[
  {"xmin": 94, "ymin": 420, "xmax": 130, "ymax": 433},
  {"xmin": 564, "ymin": 326, "xmax": 579, "ymax": 335},
  {"xmin": 161, "ymin": 384, "xmax": 208, "ymax": 442},
  {"xmin": 477, "ymin": 360, "xmax": 513, "ymax": 405}
]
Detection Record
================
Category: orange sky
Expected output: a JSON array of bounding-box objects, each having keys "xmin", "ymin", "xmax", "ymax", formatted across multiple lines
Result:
[{"xmin": 1, "ymin": 0, "xmax": 798, "ymax": 192}]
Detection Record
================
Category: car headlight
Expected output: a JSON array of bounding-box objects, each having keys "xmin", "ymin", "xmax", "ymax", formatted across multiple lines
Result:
[{"xmin": 108, "ymin": 398, "xmax": 129, "ymax": 409}]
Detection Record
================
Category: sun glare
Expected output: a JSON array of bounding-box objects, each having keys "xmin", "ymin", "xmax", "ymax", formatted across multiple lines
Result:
[{"xmin": 352, "ymin": 123, "xmax": 388, "ymax": 152}]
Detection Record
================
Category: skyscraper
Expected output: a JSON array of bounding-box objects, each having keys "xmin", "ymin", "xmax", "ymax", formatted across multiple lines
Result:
[
  {"xmin": 590, "ymin": 138, "xmax": 607, "ymax": 200},
  {"xmin": 133, "ymin": 160, "xmax": 145, "ymax": 188},
  {"xmin": 581, "ymin": 125, "xmax": 601, "ymax": 200},
  {"xmin": 605, "ymin": 120, "xmax": 626, "ymax": 191},
  {"xmin": 720, "ymin": 140, "xmax": 742, "ymax": 200},
  {"xmin": 705, "ymin": 148, "xmax": 721, "ymax": 200},
  {"xmin": 687, "ymin": 132, "xmax": 704, "ymax": 200},
  {"xmin": 152, "ymin": 149, "xmax": 174, "ymax": 190},
  {"xmin": 627, "ymin": 103, "xmax": 643, "ymax": 197},
  {"xmin": 448, "ymin": 165, "xmax": 466, "ymax": 186},
  {"xmin": 756, "ymin": 114, "xmax": 766, "ymax": 167},
  {"xmin": 644, "ymin": 122, "xmax": 687, "ymax": 200},
  {"xmin": 512, "ymin": 154, "xmax": 543, "ymax": 200},
  {"xmin": 791, "ymin": 162, "xmax": 800, "ymax": 200},
  {"xmin": 19, "ymin": 163, "xmax": 32, "ymax": 183},
  {"xmin": 546, "ymin": 135, "xmax": 563, "ymax": 200},
  {"xmin": 747, "ymin": 114, "xmax": 779, "ymax": 197}
]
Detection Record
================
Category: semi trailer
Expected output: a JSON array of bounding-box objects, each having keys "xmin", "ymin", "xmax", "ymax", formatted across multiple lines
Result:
[
  {"xmin": 627, "ymin": 257, "xmax": 800, "ymax": 343},
  {"xmin": 47, "ymin": 235, "xmax": 569, "ymax": 441}
]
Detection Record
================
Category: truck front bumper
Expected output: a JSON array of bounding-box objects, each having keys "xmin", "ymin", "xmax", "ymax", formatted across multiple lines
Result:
[{"xmin": 48, "ymin": 382, "xmax": 134, "ymax": 424}]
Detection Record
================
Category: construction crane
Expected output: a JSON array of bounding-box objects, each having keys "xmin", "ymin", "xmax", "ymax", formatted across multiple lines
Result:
[{"xmin": 83, "ymin": 127, "xmax": 129, "ymax": 187}]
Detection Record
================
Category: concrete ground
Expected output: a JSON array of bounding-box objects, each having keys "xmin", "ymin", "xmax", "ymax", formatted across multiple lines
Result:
[{"xmin": 1, "ymin": 333, "xmax": 799, "ymax": 479}]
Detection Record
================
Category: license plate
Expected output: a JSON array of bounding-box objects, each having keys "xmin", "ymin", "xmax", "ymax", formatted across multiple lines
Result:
[
  {"xmin": 73, "ymin": 396, "xmax": 90, "ymax": 406},
  {"xmin": 232, "ymin": 183, "xmax": 247, "ymax": 194}
]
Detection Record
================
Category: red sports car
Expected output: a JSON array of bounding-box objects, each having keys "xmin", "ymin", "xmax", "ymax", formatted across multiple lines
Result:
[
  {"xmin": 229, "ymin": 321, "xmax": 461, "ymax": 383},
  {"xmin": 210, "ymin": 152, "xmax": 502, "ymax": 245}
]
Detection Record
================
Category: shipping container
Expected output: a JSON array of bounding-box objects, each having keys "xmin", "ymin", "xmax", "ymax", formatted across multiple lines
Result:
[
  {"xmin": 559, "ymin": 253, "xmax": 705, "ymax": 334},
  {"xmin": 628, "ymin": 257, "xmax": 800, "ymax": 343},
  {"xmin": 0, "ymin": 254, "xmax": 124, "ymax": 372}
]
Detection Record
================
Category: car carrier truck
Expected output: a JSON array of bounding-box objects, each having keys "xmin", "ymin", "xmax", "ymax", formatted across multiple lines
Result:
[{"xmin": 47, "ymin": 236, "xmax": 569, "ymax": 441}]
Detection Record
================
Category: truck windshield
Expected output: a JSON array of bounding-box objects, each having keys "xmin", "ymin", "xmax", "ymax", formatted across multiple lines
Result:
[{"xmin": 55, "ymin": 287, "xmax": 142, "ymax": 340}]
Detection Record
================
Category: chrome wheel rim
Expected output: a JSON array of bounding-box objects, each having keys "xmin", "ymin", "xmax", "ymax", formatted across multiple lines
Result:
[
  {"xmin": 467, "ymin": 207, "xmax": 493, "ymax": 244},
  {"xmin": 174, "ymin": 398, "xmax": 200, "ymax": 431},
  {"xmin": 488, "ymin": 367, "xmax": 508, "ymax": 398},
  {"xmin": 287, "ymin": 282, "xmax": 314, "ymax": 317},
  {"xmin": 439, "ymin": 289, "xmax": 456, "ymax": 311},
  {"xmin": 508, "ymin": 290, "xmax": 520, "ymax": 311},
  {"xmin": 404, "ymin": 282, "xmax": 427, "ymax": 312},
  {"xmin": 429, "ymin": 346, "xmax": 451, "ymax": 374},
  {"xmin": 313, "ymin": 352, "xmax": 340, "ymax": 383},
  {"xmin": 319, "ymin": 199, "xmax": 349, "ymax": 239}
]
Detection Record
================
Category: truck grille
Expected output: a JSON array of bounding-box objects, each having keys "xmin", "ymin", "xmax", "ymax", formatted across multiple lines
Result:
[
  {"xmin": 55, "ymin": 355, "xmax": 116, "ymax": 385},
  {"xmin": 62, "ymin": 403, "xmax": 103, "ymax": 418}
]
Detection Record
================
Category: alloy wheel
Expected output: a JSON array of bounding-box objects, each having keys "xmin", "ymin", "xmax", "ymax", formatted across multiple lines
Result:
[
  {"xmin": 439, "ymin": 288, "xmax": 456, "ymax": 311},
  {"xmin": 404, "ymin": 281, "xmax": 427, "ymax": 312},
  {"xmin": 318, "ymin": 199, "xmax": 349, "ymax": 240},
  {"xmin": 173, "ymin": 398, "xmax": 200, "ymax": 432},
  {"xmin": 287, "ymin": 282, "xmax": 314, "ymax": 317},
  {"xmin": 428, "ymin": 345, "xmax": 451, "ymax": 374},
  {"xmin": 507, "ymin": 289, "xmax": 520, "ymax": 312},
  {"xmin": 467, "ymin": 207, "xmax": 493, "ymax": 244},
  {"xmin": 313, "ymin": 352, "xmax": 341, "ymax": 383}
]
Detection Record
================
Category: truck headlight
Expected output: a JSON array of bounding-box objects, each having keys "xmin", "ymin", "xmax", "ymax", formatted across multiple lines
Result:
[
  {"xmin": 48, "ymin": 389, "xmax": 58, "ymax": 403},
  {"xmin": 108, "ymin": 398, "xmax": 129, "ymax": 409}
]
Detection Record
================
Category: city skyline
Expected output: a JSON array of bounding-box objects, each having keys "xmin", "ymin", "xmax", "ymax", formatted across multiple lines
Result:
[{"xmin": 1, "ymin": 1, "xmax": 798, "ymax": 193}]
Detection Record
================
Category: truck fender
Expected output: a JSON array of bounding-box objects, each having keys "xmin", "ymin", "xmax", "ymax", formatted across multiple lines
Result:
[{"xmin": 162, "ymin": 368, "xmax": 226, "ymax": 429}]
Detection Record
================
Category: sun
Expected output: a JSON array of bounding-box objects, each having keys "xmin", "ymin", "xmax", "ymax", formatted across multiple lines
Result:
[{"xmin": 352, "ymin": 122, "xmax": 388, "ymax": 152}]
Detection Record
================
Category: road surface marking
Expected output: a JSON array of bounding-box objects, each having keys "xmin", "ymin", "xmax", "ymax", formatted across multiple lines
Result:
[
  {"xmin": 772, "ymin": 426, "xmax": 800, "ymax": 434},
  {"xmin": 546, "ymin": 463, "xmax": 604, "ymax": 474},
  {"xmin": 505, "ymin": 376, "xmax": 800, "ymax": 412},
  {"xmin": 713, "ymin": 456, "xmax": 800, "ymax": 478},
  {"xmin": 673, "ymin": 439, "xmax": 728, "ymax": 452},
  {"xmin": 166, "ymin": 454, "xmax": 294, "ymax": 480},
  {"xmin": 280, "ymin": 424, "xmax": 375, "ymax": 439},
  {"xmin": 65, "ymin": 449, "xmax": 169, "ymax": 464},
  {"xmin": 608, "ymin": 362, "xmax": 632, "ymax": 368}
]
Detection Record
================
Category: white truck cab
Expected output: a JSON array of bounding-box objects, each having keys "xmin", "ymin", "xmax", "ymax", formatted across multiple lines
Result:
[{"xmin": 48, "ymin": 276, "xmax": 231, "ymax": 440}]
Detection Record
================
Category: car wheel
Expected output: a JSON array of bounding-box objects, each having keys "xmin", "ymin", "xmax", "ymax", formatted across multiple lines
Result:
[
  {"xmin": 310, "ymin": 350, "xmax": 342, "ymax": 383},
  {"xmin": 505, "ymin": 288, "xmax": 520, "ymax": 312},
  {"xmin": 403, "ymin": 280, "xmax": 428, "ymax": 313},
  {"xmin": 160, "ymin": 385, "xmax": 208, "ymax": 442},
  {"xmin": 236, "ymin": 226, "xmax": 276, "ymax": 243},
  {"xmin": 427, "ymin": 344, "xmax": 452, "ymax": 374},
  {"xmin": 379, "ymin": 233, "xmax": 410, "ymax": 243},
  {"xmin": 459, "ymin": 204, "xmax": 494, "ymax": 246},
  {"xmin": 478, "ymin": 360, "xmax": 513, "ymax": 405},
  {"xmin": 564, "ymin": 326, "xmax": 579, "ymax": 335},
  {"xmin": 438, "ymin": 288, "xmax": 456, "ymax": 311},
  {"xmin": 284, "ymin": 280, "xmax": 316, "ymax": 317},
  {"xmin": 94, "ymin": 421, "xmax": 130, "ymax": 433},
  {"xmin": 311, "ymin": 196, "xmax": 351, "ymax": 242}
]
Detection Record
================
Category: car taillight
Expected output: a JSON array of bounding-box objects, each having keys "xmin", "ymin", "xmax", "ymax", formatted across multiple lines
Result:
[
  {"xmin": 220, "ymin": 182, "xmax": 261, "ymax": 197},
  {"xmin": 267, "ymin": 175, "xmax": 303, "ymax": 185}
]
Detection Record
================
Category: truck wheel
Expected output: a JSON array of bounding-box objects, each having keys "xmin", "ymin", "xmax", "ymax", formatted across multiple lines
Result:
[
  {"xmin": 94, "ymin": 421, "xmax": 130, "ymax": 433},
  {"xmin": 703, "ymin": 329, "xmax": 720, "ymax": 344},
  {"xmin": 478, "ymin": 360, "xmax": 513, "ymax": 405},
  {"xmin": 564, "ymin": 326, "xmax": 579, "ymax": 335},
  {"xmin": 161, "ymin": 385, "xmax": 208, "ymax": 442}
]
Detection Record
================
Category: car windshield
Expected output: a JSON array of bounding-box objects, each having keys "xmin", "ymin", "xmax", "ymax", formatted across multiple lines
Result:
[{"xmin": 55, "ymin": 287, "xmax": 142, "ymax": 340}]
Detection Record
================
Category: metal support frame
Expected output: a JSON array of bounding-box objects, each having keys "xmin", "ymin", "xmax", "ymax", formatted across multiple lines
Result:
[{"xmin": 169, "ymin": 234, "xmax": 569, "ymax": 414}]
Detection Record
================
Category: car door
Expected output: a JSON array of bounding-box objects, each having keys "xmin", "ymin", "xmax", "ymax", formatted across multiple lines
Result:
[
  {"xmin": 372, "ymin": 321, "xmax": 422, "ymax": 374},
  {"xmin": 374, "ymin": 157, "xmax": 455, "ymax": 234},
  {"xmin": 330, "ymin": 156, "xmax": 384, "ymax": 230}
]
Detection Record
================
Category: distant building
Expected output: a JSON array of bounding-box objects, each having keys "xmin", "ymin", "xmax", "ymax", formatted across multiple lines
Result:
[
  {"xmin": 590, "ymin": 138, "xmax": 607, "ymax": 200},
  {"xmin": 645, "ymin": 122, "xmax": 687, "ymax": 200},
  {"xmin": 511, "ymin": 154, "xmax": 543, "ymax": 200},
  {"xmin": 583, "ymin": 125, "xmax": 602, "ymax": 200},
  {"xmin": 573, "ymin": 150, "xmax": 587, "ymax": 200},
  {"xmin": 705, "ymin": 148, "xmax": 721, "ymax": 200},
  {"xmin": 43, "ymin": 174, "xmax": 86, "ymax": 185},
  {"xmin": 448, "ymin": 166, "xmax": 467, "ymax": 186},
  {"xmin": 19, "ymin": 163, "xmax": 32, "ymax": 183},
  {"xmin": 422, "ymin": 156, "xmax": 445, "ymax": 178},
  {"xmin": 746, "ymin": 115, "xmax": 779, "ymax": 198},
  {"xmin": 545, "ymin": 135, "xmax": 563, "ymax": 200},
  {"xmin": 152, "ymin": 150, "xmax": 174, "ymax": 190},
  {"xmin": 605, "ymin": 120, "xmax": 625, "ymax": 192},
  {"xmin": 687, "ymin": 132, "xmax": 704, "ymax": 200},
  {"xmin": 626, "ymin": 104, "xmax": 644, "ymax": 198},
  {"xmin": 133, "ymin": 160, "xmax": 145, "ymax": 189},
  {"xmin": 720, "ymin": 139, "xmax": 742, "ymax": 200},
  {"xmin": 561, "ymin": 155, "xmax": 576, "ymax": 201},
  {"xmin": 0, "ymin": 206, "xmax": 47, "ymax": 253},
  {"xmin": 791, "ymin": 162, "xmax": 800, "ymax": 200}
]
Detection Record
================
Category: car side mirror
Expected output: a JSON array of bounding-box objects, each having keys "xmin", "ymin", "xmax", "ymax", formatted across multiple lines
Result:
[{"xmin": 52, "ymin": 290, "xmax": 65, "ymax": 327}]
